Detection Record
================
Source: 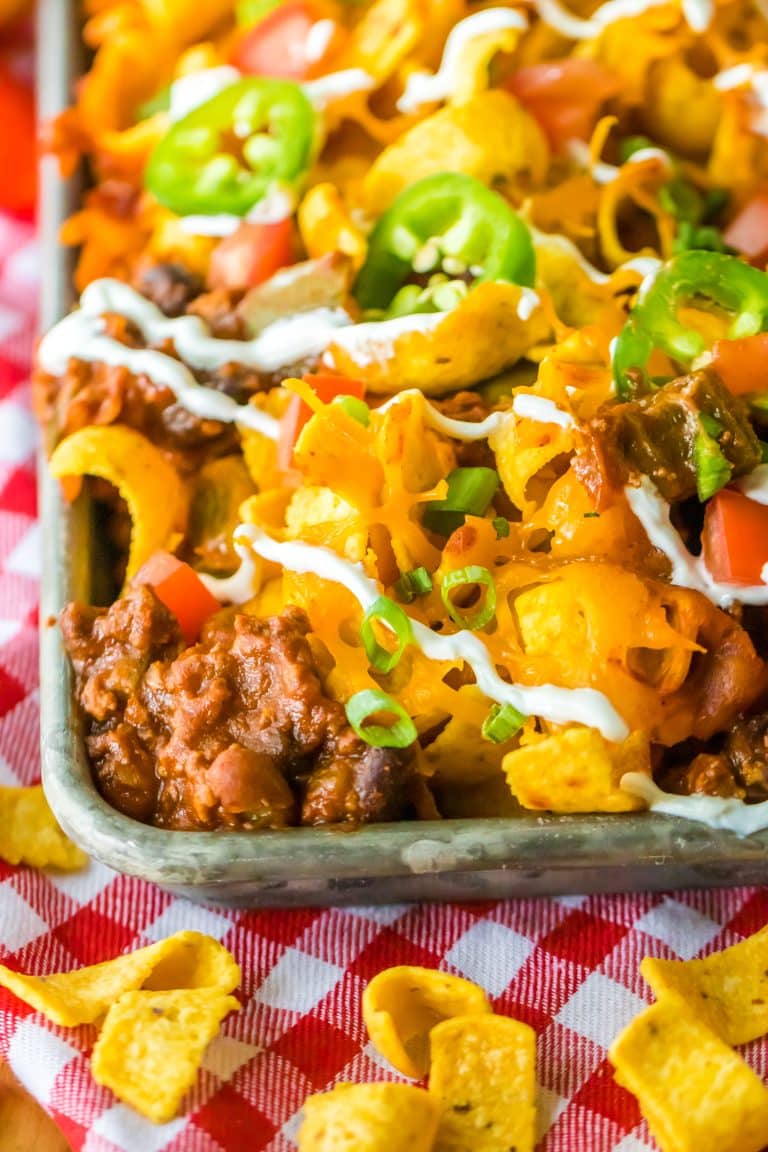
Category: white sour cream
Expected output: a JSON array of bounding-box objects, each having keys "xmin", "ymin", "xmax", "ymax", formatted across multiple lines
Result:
[
  {"xmin": 304, "ymin": 19, "xmax": 337, "ymax": 64},
  {"xmin": 210, "ymin": 524, "xmax": 629, "ymax": 740},
  {"xmin": 324, "ymin": 311, "xmax": 448, "ymax": 369},
  {"xmin": 38, "ymin": 279, "xmax": 353, "ymax": 438},
  {"xmin": 168, "ymin": 66, "xmax": 240, "ymax": 123},
  {"xmin": 714, "ymin": 64, "xmax": 768, "ymax": 138},
  {"xmin": 396, "ymin": 8, "xmax": 528, "ymax": 113},
  {"xmin": 512, "ymin": 393, "xmax": 577, "ymax": 428},
  {"xmin": 528, "ymin": 0, "xmax": 710, "ymax": 39},
  {"xmin": 624, "ymin": 476, "xmax": 768, "ymax": 608},
  {"xmin": 567, "ymin": 139, "xmax": 672, "ymax": 185},
  {"xmin": 621, "ymin": 772, "xmax": 768, "ymax": 836},
  {"xmin": 517, "ymin": 287, "xmax": 542, "ymax": 320},
  {"xmin": 179, "ymin": 183, "xmax": 297, "ymax": 237},
  {"xmin": 737, "ymin": 463, "xmax": 768, "ymax": 505},
  {"xmin": 303, "ymin": 68, "xmax": 376, "ymax": 107}
]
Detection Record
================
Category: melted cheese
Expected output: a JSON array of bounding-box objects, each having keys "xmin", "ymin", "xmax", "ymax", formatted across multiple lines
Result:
[
  {"xmin": 622, "ymin": 772, "xmax": 768, "ymax": 836},
  {"xmin": 396, "ymin": 8, "xmax": 528, "ymax": 112},
  {"xmin": 511, "ymin": 394, "xmax": 576, "ymax": 428},
  {"xmin": 206, "ymin": 524, "xmax": 630, "ymax": 740},
  {"xmin": 625, "ymin": 476, "xmax": 768, "ymax": 607},
  {"xmin": 37, "ymin": 279, "xmax": 353, "ymax": 438}
]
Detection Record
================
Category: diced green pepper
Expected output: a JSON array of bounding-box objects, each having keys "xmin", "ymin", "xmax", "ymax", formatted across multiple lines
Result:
[
  {"xmin": 694, "ymin": 418, "xmax": 733, "ymax": 501},
  {"xmin": 354, "ymin": 173, "xmax": 536, "ymax": 313},
  {"xmin": 145, "ymin": 77, "xmax": 315, "ymax": 217},
  {"xmin": 612, "ymin": 252, "xmax": 768, "ymax": 397}
]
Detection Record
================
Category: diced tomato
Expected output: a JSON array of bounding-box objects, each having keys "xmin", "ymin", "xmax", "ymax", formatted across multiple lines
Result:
[
  {"xmin": 277, "ymin": 372, "xmax": 366, "ymax": 470},
  {"xmin": 702, "ymin": 489, "xmax": 768, "ymax": 586},
  {"xmin": 711, "ymin": 333, "xmax": 768, "ymax": 396},
  {"xmin": 723, "ymin": 194, "xmax": 768, "ymax": 262},
  {"xmin": 232, "ymin": 2, "xmax": 335, "ymax": 80},
  {"xmin": 208, "ymin": 219, "xmax": 294, "ymax": 291},
  {"xmin": 505, "ymin": 60, "xmax": 621, "ymax": 152},
  {"xmin": 0, "ymin": 65, "xmax": 36, "ymax": 213},
  {"xmin": 133, "ymin": 551, "xmax": 221, "ymax": 645}
]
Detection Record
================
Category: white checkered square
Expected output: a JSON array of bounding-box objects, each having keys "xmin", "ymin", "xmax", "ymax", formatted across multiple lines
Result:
[
  {"xmin": 90, "ymin": 1104, "xmax": 187, "ymax": 1151},
  {"xmin": 4, "ymin": 521, "xmax": 40, "ymax": 577},
  {"xmin": 613, "ymin": 1135, "xmax": 656, "ymax": 1152},
  {"xmin": 46, "ymin": 860, "xmax": 117, "ymax": 905},
  {"xmin": 143, "ymin": 900, "xmax": 233, "ymax": 943},
  {"xmin": 634, "ymin": 898, "xmax": 722, "ymax": 959},
  {"xmin": 536, "ymin": 1086, "xmax": 569, "ymax": 1142},
  {"xmin": 0, "ymin": 881, "xmax": 48, "ymax": 952},
  {"xmin": 201, "ymin": 1035, "xmax": 261, "ymax": 1079},
  {"xmin": 556, "ymin": 972, "xmax": 647, "ymax": 1049},
  {"xmin": 8, "ymin": 1017, "xmax": 78, "ymax": 1103},
  {"xmin": 445, "ymin": 920, "xmax": 534, "ymax": 996},
  {"xmin": 254, "ymin": 948, "xmax": 345, "ymax": 1013},
  {"xmin": 0, "ymin": 399, "xmax": 36, "ymax": 465}
]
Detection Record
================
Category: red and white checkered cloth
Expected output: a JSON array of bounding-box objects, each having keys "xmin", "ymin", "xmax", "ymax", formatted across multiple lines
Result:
[{"xmin": 0, "ymin": 211, "xmax": 767, "ymax": 1152}]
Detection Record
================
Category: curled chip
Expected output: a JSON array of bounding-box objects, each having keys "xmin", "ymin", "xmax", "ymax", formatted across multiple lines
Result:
[
  {"xmin": 0, "ymin": 930, "xmax": 239, "ymax": 1027},
  {"xmin": 362, "ymin": 965, "xmax": 491, "ymax": 1078},
  {"xmin": 0, "ymin": 785, "xmax": 86, "ymax": 871},
  {"xmin": 503, "ymin": 727, "xmax": 650, "ymax": 813},
  {"xmin": 363, "ymin": 91, "xmax": 548, "ymax": 215},
  {"xmin": 641, "ymin": 924, "xmax": 768, "ymax": 1046},
  {"xmin": 298, "ymin": 1083, "xmax": 439, "ymax": 1152},
  {"xmin": 91, "ymin": 988, "xmax": 239, "ymax": 1124},
  {"xmin": 327, "ymin": 282, "xmax": 549, "ymax": 396},
  {"xmin": 49, "ymin": 424, "xmax": 185, "ymax": 580},
  {"xmin": 429, "ymin": 1014, "xmax": 537, "ymax": 1152},
  {"xmin": 608, "ymin": 991, "xmax": 768, "ymax": 1152}
]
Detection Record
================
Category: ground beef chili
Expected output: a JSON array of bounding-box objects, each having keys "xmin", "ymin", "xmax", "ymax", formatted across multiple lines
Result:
[{"xmin": 60, "ymin": 589, "xmax": 416, "ymax": 830}]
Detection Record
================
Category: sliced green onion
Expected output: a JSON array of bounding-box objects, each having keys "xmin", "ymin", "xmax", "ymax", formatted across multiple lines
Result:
[
  {"xmin": 361, "ymin": 596, "xmax": 413, "ymax": 673},
  {"xmin": 346, "ymin": 689, "xmax": 417, "ymax": 748},
  {"xmin": 493, "ymin": 516, "xmax": 510, "ymax": 539},
  {"xmin": 441, "ymin": 565, "xmax": 497, "ymax": 630},
  {"xmin": 619, "ymin": 135, "xmax": 653, "ymax": 162},
  {"xmin": 333, "ymin": 395, "xmax": 370, "ymax": 427},
  {"xmin": 481, "ymin": 702, "xmax": 525, "ymax": 743},
  {"xmin": 394, "ymin": 566, "xmax": 433, "ymax": 604},
  {"xmin": 423, "ymin": 467, "xmax": 500, "ymax": 535},
  {"xmin": 694, "ymin": 422, "xmax": 732, "ymax": 502}
]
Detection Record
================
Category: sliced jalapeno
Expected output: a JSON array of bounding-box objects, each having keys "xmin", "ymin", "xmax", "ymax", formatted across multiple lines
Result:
[
  {"xmin": 145, "ymin": 77, "xmax": 315, "ymax": 217},
  {"xmin": 354, "ymin": 172, "xmax": 536, "ymax": 313}
]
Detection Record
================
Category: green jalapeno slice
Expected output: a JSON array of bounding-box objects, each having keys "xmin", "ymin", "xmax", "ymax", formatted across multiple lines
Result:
[
  {"xmin": 354, "ymin": 172, "xmax": 536, "ymax": 314},
  {"xmin": 145, "ymin": 77, "xmax": 315, "ymax": 217}
]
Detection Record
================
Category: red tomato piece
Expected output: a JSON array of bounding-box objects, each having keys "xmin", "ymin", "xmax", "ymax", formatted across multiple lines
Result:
[
  {"xmin": 0, "ymin": 65, "xmax": 36, "ymax": 213},
  {"xmin": 723, "ymin": 195, "xmax": 768, "ymax": 262},
  {"xmin": 506, "ymin": 60, "xmax": 621, "ymax": 152},
  {"xmin": 208, "ymin": 218, "xmax": 294, "ymax": 291},
  {"xmin": 711, "ymin": 333, "xmax": 768, "ymax": 396},
  {"xmin": 233, "ymin": 2, "xmax": 319, "ymax": 80},
  {"xmin": 702, "ymin": 488, "xmax": 768, "ymax": 586},
  {"xmin": 133, "ymin": 551, "xmax": 221, "ymax": 645},
  {"xmin": 277, "ymin": 372, "xmax": 366, "ymax": 470}
]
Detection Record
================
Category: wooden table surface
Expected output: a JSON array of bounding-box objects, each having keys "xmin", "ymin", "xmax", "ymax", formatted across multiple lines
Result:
[{"xmin": 0, "ymin": 1060, "xmax": 70, "ymax": 1151}]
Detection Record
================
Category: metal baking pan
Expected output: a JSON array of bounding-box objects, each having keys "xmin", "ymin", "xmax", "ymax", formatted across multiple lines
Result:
[{"xmin": 36, "ymin": 0, "xmax": 768, "ymax": 907}]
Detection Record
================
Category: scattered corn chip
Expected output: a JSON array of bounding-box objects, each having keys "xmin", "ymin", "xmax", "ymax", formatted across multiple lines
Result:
[
  {"xmin": 608, "ymin": 992, "xmax": 768, "ymax": 1152},
  {"xmin": 298, "ymin": 1083, "xmax": 439, "ymax": 1152},
  {"xmin": 429, "ymin": 1014, "xmax": 537, "ymax": 1152},
  {"xmin": 503, "ymin": 727, "xmax": 650, "ymax": 813},
  {"xmin": 49, "ymin": 424, "xmax": 185, "ymax": 580},
  {"xmin": 363, "ymin": 91, "xmax": 548, "ymax": 215},
  {"xmin": 0, "ymin": 930, "xmax": 239, "ymax": 1026},
  {"xmin": 328, "ymin": 282, "xmax": 549, "ymax": 395},
  {"xmin": 91, "ymin": 988, "xmax": 239, "ymax": 1123},
  {"xmin": 363, "ymin": 965, "xmax": 491, "ymax": 1079},
  {"xmin": 641, "ymin": 925, "xmax": 768, "ymax": 1046},
  {"xmin": 0, "ymin": 785, "xmax": 86, "ymax": 871}
]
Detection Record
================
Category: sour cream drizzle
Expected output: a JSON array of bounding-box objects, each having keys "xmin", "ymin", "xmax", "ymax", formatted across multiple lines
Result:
[
  {"xmin": 737, "ymin": 463, "xmax": 768, "ymax": 505},
  {"xmin": 567, "ymin": 139, "xmax": 672, "ymax": 185},
  {"xmin": 375, "ymin": 388, "xmax": 575, "ymax": 440},
  {"xmin": 37, "ymin": 279, "xmax": 353, "ymax": 439},
  {"xmin": 621, "ymin": 772, "xmax": 768, "ymax": 836},
  {"xmin": 511, "ymin": 394, "xmax": 577, "ymax": 428},
  {"xmin": 624, "ymin": 476, "xmax": 768, "ymax": 608},
  {"xmin": 396, "ymin": 8, "xmax": 528, "ymax": 113},
  {"xmin": 714, "ymin": 64, "xmax": 768, "ymax": 138},
  {"xmin": 528, "ymin": 0, "xmax": 711, "ymax": 39},
  {"xmin": 207, "ymin": 524, "xmax": 629, "ymax": 740},
  {"xmin": 325, "ymin": 312, "xmax": 449, "ymax": 368}
]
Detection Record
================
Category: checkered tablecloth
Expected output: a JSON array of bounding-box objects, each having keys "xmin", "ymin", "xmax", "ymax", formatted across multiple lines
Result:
[{"xmin": 0, "ymin": 210, "xmax": 767, "ymax": 1152}]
